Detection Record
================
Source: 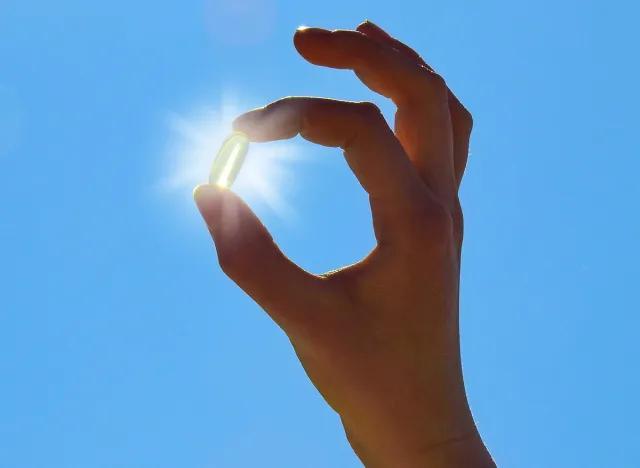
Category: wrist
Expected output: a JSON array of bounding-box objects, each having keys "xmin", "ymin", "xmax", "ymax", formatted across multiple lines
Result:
[{"xmin": 344, "ymin": 419, "xmax": 494, "ymax": 468}]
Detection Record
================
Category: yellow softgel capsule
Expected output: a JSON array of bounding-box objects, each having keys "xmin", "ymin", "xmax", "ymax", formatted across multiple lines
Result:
[{"xmin": 209, "ymin": 132, "xmax": 249, "ymax": 188}]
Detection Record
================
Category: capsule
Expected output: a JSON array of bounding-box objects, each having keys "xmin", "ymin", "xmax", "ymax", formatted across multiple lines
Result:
[{"xmin": 209, "ymin": 132, "xmax": 249, "ymax": 188}]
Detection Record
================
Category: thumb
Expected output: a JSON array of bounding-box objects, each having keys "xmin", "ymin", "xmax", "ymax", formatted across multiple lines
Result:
[{"xmin": 193, "ymin": 184, "xmax": 323, "ymax": 331}]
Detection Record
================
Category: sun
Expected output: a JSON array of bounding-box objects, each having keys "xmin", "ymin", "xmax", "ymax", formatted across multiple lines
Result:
[{"xmin": 157, "ymin": 92, "xmax": 305, "ymax": 223}]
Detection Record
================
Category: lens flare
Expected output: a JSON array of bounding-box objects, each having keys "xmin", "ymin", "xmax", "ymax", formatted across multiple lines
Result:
[{"xmin": 157, "ymin": 92, "xmax": 306, "ymax": 225}]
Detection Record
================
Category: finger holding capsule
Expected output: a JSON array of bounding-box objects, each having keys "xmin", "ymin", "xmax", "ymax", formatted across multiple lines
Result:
[
  {"xmin": 233, "ymin": 97, "xmax": 445, "ymax": 248},
  {"xmin": 233, "ymin": 97, "xmax": 426, "ymax": 203}
]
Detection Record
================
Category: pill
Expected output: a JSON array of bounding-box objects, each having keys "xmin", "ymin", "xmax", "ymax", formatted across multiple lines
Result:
[{"xmin": 209, "ymin": 132, "xmax": 249, "ymax": 188}]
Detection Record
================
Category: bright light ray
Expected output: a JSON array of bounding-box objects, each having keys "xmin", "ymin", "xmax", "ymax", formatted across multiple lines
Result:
[
  {"xmin": 217, "ymin": 144, "xmax": 242, "ymax": 187},
  {"xmin": 157, "ymin": 92, "xmax": 308, "ymax": 227}
]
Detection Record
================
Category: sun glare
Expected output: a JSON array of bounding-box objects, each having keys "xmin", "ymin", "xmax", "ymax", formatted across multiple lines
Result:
[{"xmin": 157, "ymin": 92, "xmax": 305, "ymax": 224}]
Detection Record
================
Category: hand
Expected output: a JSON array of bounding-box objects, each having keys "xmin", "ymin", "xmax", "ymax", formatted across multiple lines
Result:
[{"xmin": 194, "ymin": 22, "xmax": 494, "ymax": 468}]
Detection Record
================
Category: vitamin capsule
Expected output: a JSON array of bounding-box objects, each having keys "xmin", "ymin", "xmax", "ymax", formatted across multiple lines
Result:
[{"xmin": 209, "ymin": 132, "xmax": 249, "ymax": 188}]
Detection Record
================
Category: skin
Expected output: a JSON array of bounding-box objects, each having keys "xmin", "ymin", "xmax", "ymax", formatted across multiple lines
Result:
[{"xmin": 193, "ymin": 21, "xmax": 496, "ymax": 468}]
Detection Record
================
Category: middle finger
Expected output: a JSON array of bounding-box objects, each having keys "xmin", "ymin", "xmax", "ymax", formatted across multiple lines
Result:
[{"xmin": 294, "ymin": 27, "xmax": 457, "ymax": 208}]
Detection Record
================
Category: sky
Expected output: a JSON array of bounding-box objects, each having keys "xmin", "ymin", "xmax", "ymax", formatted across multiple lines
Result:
[{"xmin": 0, "ymin": 0, "xmax": 639, "ymax": 467}]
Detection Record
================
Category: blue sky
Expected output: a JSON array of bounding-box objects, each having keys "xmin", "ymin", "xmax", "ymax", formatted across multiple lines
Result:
[{"xmin": 1, "ymin": 0, "xmax": 639, "ymax": 467}]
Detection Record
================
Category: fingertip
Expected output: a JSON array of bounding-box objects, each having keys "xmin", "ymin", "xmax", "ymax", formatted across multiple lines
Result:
[
  {"xmin": 293, "ymin": 26, "xmax": 329, "ymax": 36},
  {"xmin": 233, "ymin": 102, "xmax": 300, "ymax": 143},
  {"xmin": 231, "ymin": 113, "xmax": 248, "ymax": 134},
  {"xmin": 193, "ymin": 184, "xmax": 229, "ymax": 227},
  {"xmin": 292, "ymin": 26, "xmax": 309, "ymax": 51},
  {"xmin": 232, "ymin": 109, "xmax": 264, "ymax": 139},
  {"xmin": 193, "ymin": 183, "xmax": 223, "ymax": 206},
  {"xmin": 293, "ymin": 26, "xmax": 331, "ymax": 52}
]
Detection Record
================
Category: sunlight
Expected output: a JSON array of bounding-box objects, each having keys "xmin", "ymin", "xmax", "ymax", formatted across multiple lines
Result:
[{"xmin": 157, "ymin": 91, "xmax": 306, "ymax": 225}]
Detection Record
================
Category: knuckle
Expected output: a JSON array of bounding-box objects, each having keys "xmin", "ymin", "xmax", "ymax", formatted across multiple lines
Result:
[
  {"xmin": 402, "ymin": 66, "xmax": 449, "ymax": 106},
  {"xmin": 216, "ymin": 236, "xmax": 264, "ymax": 280},
  {"xmin": 353, "ymin": 100, "xmax": 384, "ymax": 122},
  {"xmin": 452, "ymin": 198, "xmax": 464, "ymax": 243},
  {"xmin": 417, "ymin": 67, "xmax": 448, "ymax": 95},
  {"xmin": 216, "ymin": 227, "xmax": 281, "ymax": 284},
  {"xmin": 429, "ymin": 205, "xmax": 455, "ymax": 241},
  {"xmin": 430, "ymin": 70, "xmax": 448, "ymax": 90},
  {"xmin": 412, "ymin": 198, "xmax": 455, "ymax": 247},
  {"xmin": 271, "ymin": 95, "xmax": 298, "ymax": 110},
  {"xmin": 462, "ymin": 108, "xmax": 474, "ymax": 131},
  {"xmin": 454, "ymin": 105, "xmax": 474, "ymax": 133},
  {"xmin": 217, "ymin": 249, "xmax": 244, "ymax": 278}
]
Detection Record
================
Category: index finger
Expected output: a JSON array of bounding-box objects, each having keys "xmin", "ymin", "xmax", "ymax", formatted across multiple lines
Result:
[{"xmin": 232, "ymin": 97, "xmax": 425, "ymax": 204}]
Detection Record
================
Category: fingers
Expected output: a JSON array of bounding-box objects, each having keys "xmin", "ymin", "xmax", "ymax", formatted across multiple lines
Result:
[
  {"xmin": 232, "ymin": 97, "xmax": 425, "ymax": 205},
  {"xmin": 356, "ymin": 21, "xmax": 474, "ymax": 187},
  {"xmin": 233, "ymin": 97, "xmax": 441, "ymax": 246},
  {"xmin": 193, "ymin": 184, "xmax": 326, "ymax": 333},
  {"xmin": 293, "ymin": 27, "xmax": 457, "ymax": 207},
  {"xmin": 356, "ymin": 21, "xmax": 434, "ymax": 71},
  {"xmin": 293, "ymin": 27, "xmax": 444, "ymax": 108}
]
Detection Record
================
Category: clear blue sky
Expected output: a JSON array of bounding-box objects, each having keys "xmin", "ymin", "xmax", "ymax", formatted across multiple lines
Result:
[{"xmin": 1, "ymin": 0, "xmax": 639, "ymax": 467}]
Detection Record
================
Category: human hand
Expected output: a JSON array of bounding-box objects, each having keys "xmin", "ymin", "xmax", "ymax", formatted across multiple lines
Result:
[{"xmin": 194, "ymin": 21, "xmax": 494, "ymax": 468}]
